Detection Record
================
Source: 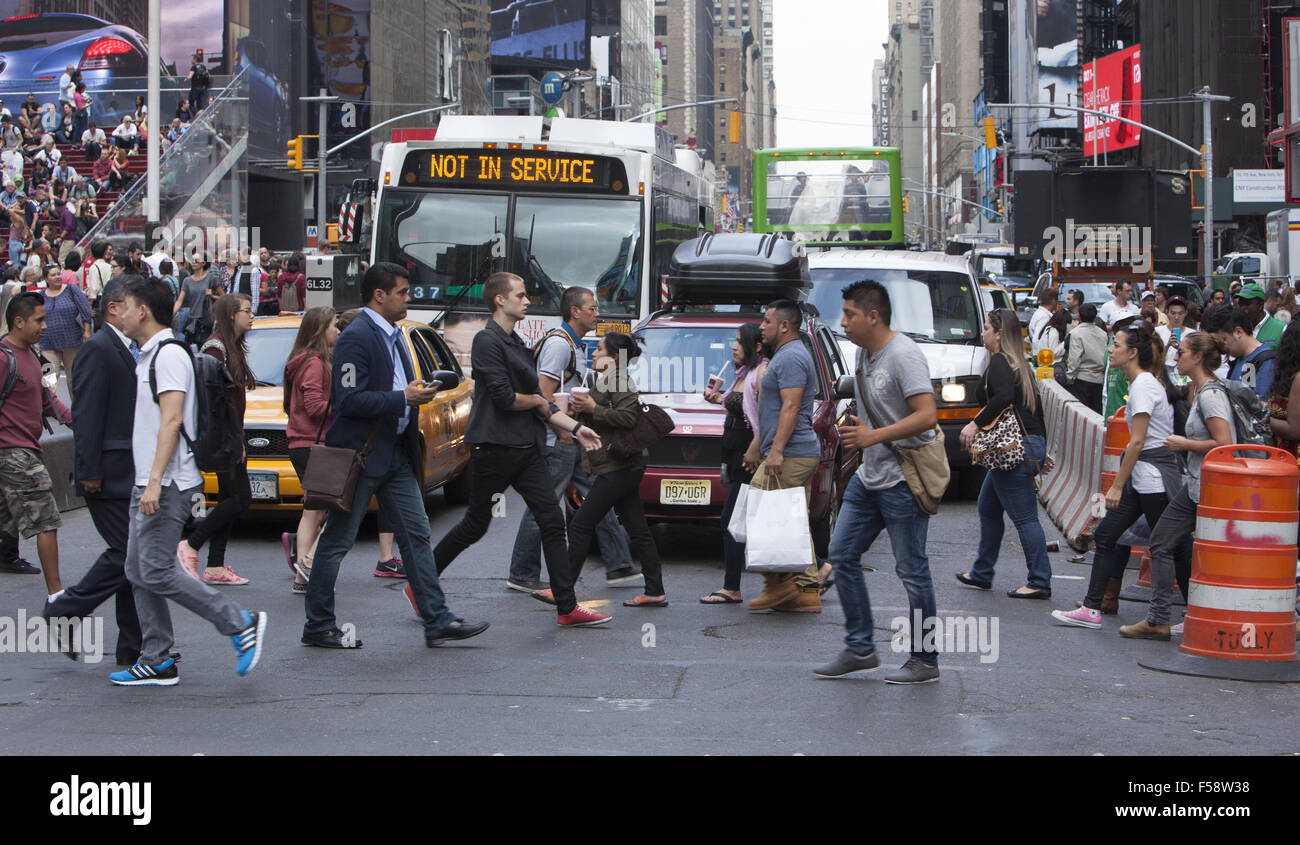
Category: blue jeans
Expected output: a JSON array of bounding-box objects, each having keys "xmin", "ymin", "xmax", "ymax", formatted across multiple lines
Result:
[
  {"xmin": 970, "ymin": 434, "xmax": 1053, "ymax": 590},
  {"xmin": 304, "ymin": 447, "xmax": 455, "ymax": 638},
  {"xmin": 509, "ymin": 438, "xmax": 632, "ymax": 582},
  {"xmin": 828, "ymin": 477, "xmax": 938, "ymax": 664}
]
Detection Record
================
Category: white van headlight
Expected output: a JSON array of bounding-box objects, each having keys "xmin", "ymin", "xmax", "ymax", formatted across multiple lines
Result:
[{"xmin": 940, "ymin": 383, "xmax": 967, "ymax": 403}]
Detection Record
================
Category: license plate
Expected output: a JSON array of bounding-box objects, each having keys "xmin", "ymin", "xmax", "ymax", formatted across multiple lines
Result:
[
  {"xmin": 660, "ymin": 479, "xmax": 710, "ymax": 505},
  {"xmin": 249, "ymin": 472, "xmax": 279, "ymax": 502}
]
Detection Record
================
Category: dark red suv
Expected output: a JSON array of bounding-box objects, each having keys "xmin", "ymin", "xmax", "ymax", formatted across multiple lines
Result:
[{"xmin": 629, "ymin": 307, "xmax": 860, "ymax": 557}]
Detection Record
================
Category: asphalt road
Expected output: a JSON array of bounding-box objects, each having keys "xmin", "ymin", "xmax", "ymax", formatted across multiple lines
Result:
[{"xmin": 2, "ymin": 490, "xmax": 1299, "ymax": 756}]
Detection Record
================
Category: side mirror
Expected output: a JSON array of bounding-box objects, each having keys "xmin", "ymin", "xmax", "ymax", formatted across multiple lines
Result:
[
  {"xmin": 834, "ymin": 374, "xmax": 855, "ymax": 400},
  {"xmin": 426, "ymin": 369, "xmax": 459, "ymax": 392}
]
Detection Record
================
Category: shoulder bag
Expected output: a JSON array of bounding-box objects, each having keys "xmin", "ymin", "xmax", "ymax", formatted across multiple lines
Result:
[
  {"xmin": 301, "ymin": 420, "xmax": 382, "ymax": 512},
  {"xmin": 855, "ymin": 351, "xmax": 950, "ymax": 515}
]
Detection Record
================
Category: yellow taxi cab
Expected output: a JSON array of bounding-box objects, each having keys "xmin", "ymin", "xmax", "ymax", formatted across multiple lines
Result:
[{"xmin": 202, "ymin": 314, "xmax": 473, "ymax": 513}]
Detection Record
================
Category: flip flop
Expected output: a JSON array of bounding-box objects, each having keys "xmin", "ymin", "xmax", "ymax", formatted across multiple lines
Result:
[
  {"xmin": 699, "ymin": 591, "xmax": 742, "ymax": 604},
  {"xmin": 819, "ymin": 577, "xmax": 835, "ymax": 596},
  {"xmin": 623, "ymin": 596, "xmax": 669, "ymax": 607},
  {"xmin": 531, "ymin": 589, "xmax": 556, "ymax": 606}
]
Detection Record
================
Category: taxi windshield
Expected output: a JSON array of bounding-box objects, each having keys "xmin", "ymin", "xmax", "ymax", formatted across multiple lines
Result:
[{"xmin": 245, "ymin": 326, "xmax": 298, "ymax": 386}]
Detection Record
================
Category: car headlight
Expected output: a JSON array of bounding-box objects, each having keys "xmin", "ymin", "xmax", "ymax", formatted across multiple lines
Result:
[{"xmin": 940, "ymin": 383, "xmax": 967, "ymax": 403}]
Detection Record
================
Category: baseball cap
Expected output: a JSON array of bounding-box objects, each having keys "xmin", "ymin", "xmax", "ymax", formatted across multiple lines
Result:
[
  {"xmin": 1234, "ymin": 283, "xmax": 1266, "ymax": 301},
  {"xmin": 1166, "ymin": 296, "xmax": 1188, "ymax": 309}
]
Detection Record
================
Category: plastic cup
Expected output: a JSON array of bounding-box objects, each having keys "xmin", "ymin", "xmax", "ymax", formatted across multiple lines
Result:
[
  {"xmin": 553, "ymin": 392, "xmax": 570, "ymax": 413},
  {"xmin": 707, "ymin": 373, "xmax": 724, "ymax": 392},
  {"xmin": 571, "ymin": 386, "xmax": 590, "ymax": 401}
]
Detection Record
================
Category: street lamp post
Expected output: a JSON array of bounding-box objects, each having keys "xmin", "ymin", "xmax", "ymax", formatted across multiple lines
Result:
[
  {"xmin": 302, "ymin": 92, "xmax": 340, "ymax": 235},
  {"xmin": 988, "ymin": 96, "xmax": 1227, "ymax": 282}
]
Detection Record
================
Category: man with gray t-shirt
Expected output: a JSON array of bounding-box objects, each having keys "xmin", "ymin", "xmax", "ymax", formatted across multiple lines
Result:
[
  {"xmin": 813, "ymin": 280, "xmax": 941, "ymax": 685},
  {"xmin": 508, "ymin": 286, "xmax": 635, "ymax": 594},
  {"xmin": 744, "ymin": 300, "xmax": 825, "ymax": 613}
]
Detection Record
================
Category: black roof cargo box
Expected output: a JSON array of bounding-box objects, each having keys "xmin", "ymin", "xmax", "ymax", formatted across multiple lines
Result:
[{"xmin": 666, "ymin": 233, "xmax": 810, "ymax": 304}]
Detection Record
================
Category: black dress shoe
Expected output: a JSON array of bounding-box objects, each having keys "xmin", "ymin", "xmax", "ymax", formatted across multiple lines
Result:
[
  {"xmin": 301, "ymin": 628, "xmax": 363, "ymax": 649},
  {"xmin": 426, "ymin": 618, "xmax": 489, "ymax": 646}
]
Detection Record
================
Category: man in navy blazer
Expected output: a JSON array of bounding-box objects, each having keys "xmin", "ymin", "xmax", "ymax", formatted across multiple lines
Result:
[
  {"xmin": 301, "ymin": 261, "xmax": 488, "ymax": 649},
  {"xmin": 46, "ymin": 277, "xmax": 143, "ymax": 664}
]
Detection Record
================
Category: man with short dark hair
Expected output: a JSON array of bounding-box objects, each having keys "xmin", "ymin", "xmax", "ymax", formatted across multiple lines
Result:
[
  {"xmin": 1098, "ymin": 280, "xmax": 1139, "ymax": 329},
  {"xmin": 0, "ymin": 292, "xmax": 71, "ymax": 593},
  {"xmin": 1066, "ymin": 303, "xmax": 1106, "ymax": 413},
  {"xmin": 1065, "ymin": 289, "xmax": 1083, "ymax": 323},
  {"xmin": 1214, "ymin": 306, "xmax": 1276, "ymax": 401},
  {"xmin": 115, "ymin": 277, "xmax": 266, "ymax": 686},
  {"xmin": 44, "ymin": 279, "xmax": 143, "ymax": 663},
  {"xmin": 303, "ymin": 262, "xmax": 489, "ymax": 648},
  {"xmin": 743, "ymin": 298, "xmax": 825, "ymax": 613},
  {"xmin": 813, "ymin": 280, "xmax": 941, "ymax": 684},
  {"xmin": 1028, "ymin": 287, "xmax": 1058, "ymax": 342},
  {"xmin": 434, "ymin": 271, "xmax": 614, "ymax": 628},
  {"xmin": 509, "ymin": 285, "xmax": 636, "ymax": 594},
  {"xmin": 85, "ymin": 239, "xmax": 113, "ymax": 308}
]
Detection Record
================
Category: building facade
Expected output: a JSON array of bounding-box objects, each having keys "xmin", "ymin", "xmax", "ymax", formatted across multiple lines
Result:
[{"xmin": 655, "ymin": 0, "xmax": 716, "ymax": 159}]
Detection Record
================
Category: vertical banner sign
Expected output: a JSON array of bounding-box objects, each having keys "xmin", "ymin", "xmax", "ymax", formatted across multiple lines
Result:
[{"xmin": 1082, "ymin": 45, "xmax": 1142, "ymax": 158}]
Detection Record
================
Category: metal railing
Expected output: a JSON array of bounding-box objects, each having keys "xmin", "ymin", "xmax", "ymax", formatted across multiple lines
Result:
[{"xmin": 80, "ymin": 68, "xmax": 248, "ymax": 250}]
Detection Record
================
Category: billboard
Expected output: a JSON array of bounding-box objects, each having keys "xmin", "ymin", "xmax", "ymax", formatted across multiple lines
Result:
[
  {"xmin": 1082, "ymin": 44, "xmax": 1141, "ymax": 158},
  {"xmin": 308, "ymin": 0, "xmax": 371, "ymax": 161},
  {"xmin": 0, "ymin": 1, "xmax": 290, "ymax": 159},
  {"xmin": 1034, "ymin": 0, "xmax": 1077, "ymax": 130},
  {"xmin": 490, "ymin": 0, "xmax": 590, "ymax": 69}
]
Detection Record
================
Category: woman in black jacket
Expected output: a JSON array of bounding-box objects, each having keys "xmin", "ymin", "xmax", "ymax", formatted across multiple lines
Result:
[
  {"xmin": 957, "ymin": 309, "xmax": 1054, "ymax": 598},
  {"xmin": 568, "ymin": 332, "xmax": 666, "ymax": 608}
]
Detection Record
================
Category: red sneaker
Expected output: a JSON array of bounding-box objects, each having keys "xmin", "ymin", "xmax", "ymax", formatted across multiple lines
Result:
[
  {"xmin": 556, "ymin": 605, "xmax": 612, "ymax": 627},
  {"xmin": 403, "ymin": 584, "xmax": 420, "ymax": 618}
]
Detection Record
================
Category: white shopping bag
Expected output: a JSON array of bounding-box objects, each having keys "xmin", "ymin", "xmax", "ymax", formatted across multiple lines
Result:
[
  {"xmin": 726, "ymin": 483, "xmax": 752, "ymax": 543},
  {"xmin": 743, "ymin": 486, "xmax": 815, "ymax": 573}
]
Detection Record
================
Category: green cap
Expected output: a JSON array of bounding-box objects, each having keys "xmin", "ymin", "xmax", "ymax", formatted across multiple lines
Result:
[{"xmin": 1234, "ymin": 283, "xmax": 1266, "ymax": 301}]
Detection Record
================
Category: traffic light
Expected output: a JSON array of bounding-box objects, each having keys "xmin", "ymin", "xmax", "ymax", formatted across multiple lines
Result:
[
  {"xmin": 983, "ymin": 116, "xmax": 998, "ymax": 149},
  {"xmin": 286, "ymin": 136, "xmax": 304, "ymax": 170},
  {"xmin": 993, "ymin": 154, "xmax": 1005, "ymax": 188},
  {"xmin": 902, "ymin": 194, "xmax": 910, "ymax": 213},
  {"xmin": 729, "ymin": 111, "xmax": 741, "ymax": 144}
]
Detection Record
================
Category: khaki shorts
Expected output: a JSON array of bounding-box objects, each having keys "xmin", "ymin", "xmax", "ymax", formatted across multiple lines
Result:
[{"xmin": 0, "ymin": 447, "xmax": 61, "ymax": 538}]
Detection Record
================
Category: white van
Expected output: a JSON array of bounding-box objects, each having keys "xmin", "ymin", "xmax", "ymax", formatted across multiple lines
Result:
[{"xmin": 805, "ymin": 250, "xmax": 990, "ymax": 488}]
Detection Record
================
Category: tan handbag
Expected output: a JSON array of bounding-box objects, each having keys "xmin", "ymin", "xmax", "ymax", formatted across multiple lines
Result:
[
  {"xmin": 301, "ymin": 421, "xmax": 382, "ymax": 513},
  {"xmin": 855, "ymin": 359, "xmax": 951, "ymax": 515}
]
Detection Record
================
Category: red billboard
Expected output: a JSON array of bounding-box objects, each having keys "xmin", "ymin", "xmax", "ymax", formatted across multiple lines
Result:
[{"xmin": 1082, "ymin": 44, "xmax": 1142, "ymax": 158}]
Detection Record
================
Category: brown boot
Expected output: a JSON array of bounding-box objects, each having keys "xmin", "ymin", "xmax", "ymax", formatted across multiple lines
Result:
[
  {"xmin": 773, "ymin": 586, "xmax": 822, "ymax": 613},
  {"xmin": 1101, "ymin": 578, "xmax": 1122, "ymax": 615},
  {"xmin": 748, "ymin": 574, "xmax": 798, "ymax": 610},
  {"xmin": 1118, "ymin": 618, "xmax": 1171, "ymax": 640}
]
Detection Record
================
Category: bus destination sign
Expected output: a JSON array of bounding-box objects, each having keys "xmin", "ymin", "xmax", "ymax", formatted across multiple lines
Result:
[{"xmin": 399, "ymin": 149, "xmax": 629, "ymax": 194}]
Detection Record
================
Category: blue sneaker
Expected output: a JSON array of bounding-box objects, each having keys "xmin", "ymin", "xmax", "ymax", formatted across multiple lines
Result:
[
  {"xmin": 110, "ymin": 658, "xmax": 179, "ymax": 686},
  {"xmin": 232, "ymin": 610, "xmax": 267, "ymax": 676}
]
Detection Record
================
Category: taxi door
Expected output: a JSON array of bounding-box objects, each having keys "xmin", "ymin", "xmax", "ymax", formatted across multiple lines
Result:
[{"xmin": 407, "ymin": 325, "xmax": 471, "ymax": 490}]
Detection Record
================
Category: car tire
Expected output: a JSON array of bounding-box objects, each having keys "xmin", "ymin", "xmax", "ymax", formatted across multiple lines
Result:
[{"xmin": 441, "ymin": 470, "xmax": 471, "ymax": 505}]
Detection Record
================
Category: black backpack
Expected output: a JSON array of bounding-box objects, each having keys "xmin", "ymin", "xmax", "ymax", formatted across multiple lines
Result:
[
  {"xmin": 192, "ymin": 63, "xmax": 211, "ymax": 88},
  {"xmin": 148, "ymin": 338, "xmax": 242, "ymax": 473}
]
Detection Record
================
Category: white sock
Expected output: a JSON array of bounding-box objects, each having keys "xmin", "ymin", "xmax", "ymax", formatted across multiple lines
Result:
[{"xmin": 47, "ymin": 590, "xmax": 64, "ymax": 603}]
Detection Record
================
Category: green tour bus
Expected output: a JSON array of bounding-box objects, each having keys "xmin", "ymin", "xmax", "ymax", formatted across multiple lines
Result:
[{"xmin": 751, "ymin": 147, "xmax": 904, "ymax": 248}]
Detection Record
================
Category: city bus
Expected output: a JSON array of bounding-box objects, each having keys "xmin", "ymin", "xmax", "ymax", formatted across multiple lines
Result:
[
  {"xmin": 751, "ymin": 147, "xmax": 904, "ymax": 248},
  {"xmin": 369, "ymin": 115, "xmax": 713, "ymax": 366}
]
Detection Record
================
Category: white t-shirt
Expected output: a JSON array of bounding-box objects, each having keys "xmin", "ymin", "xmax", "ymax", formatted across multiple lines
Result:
[
  {"xmin": 112, "ymin": 122, "xmax": 138, "ymax": 140},
  {"xmin": 133, "ymin": 329, "xmax": 201, "ymax": 490},
  {"xmin": 1125, "ymin": 371, "xmax": 1174, "ymax": 494},
  {"xmin": 143, "ymin": 252, "xmax": 166, "ymax": 278},
  {"xmin": 1098, "ymin": 299, "xmax": 1139, "ymax": 328}
]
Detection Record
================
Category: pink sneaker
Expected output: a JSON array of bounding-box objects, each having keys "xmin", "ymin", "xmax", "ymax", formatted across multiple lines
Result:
[
  {"xmin": 557, "ymin": 605, "xmax": 612, "ymax": 627},
  {"xmin": 1051, "ymin": 606, "xmax": 1101, "ymax": 629},
  {"xmin": 1171, "ymin": 622, "xmax": 1184, "ymax": 636},
  {"xmin": 176, "ymin": 541, "xmax": 200, "ymax": 580},
  {"xmin": 202, "ymin": 566, "xmax": 249, "ymax": 585}
]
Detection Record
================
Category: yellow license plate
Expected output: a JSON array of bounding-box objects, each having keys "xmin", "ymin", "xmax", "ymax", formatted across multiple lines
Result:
[{"xmin": 660, "ymin": 479, "xmax": 710, "ymax": 505}]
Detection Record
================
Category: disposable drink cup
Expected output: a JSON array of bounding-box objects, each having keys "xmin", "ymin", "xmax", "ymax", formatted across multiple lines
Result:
[
  {"xmin": 553, "ymin": 392, "xmax": 570, "ymax": 413},
  {"xmin": 571, "ymin": 386, "xmax": 591, "ymax": 401},
  {"xmin": 707, "ymin": 374, "xmax": 725, "ymax": 392}
]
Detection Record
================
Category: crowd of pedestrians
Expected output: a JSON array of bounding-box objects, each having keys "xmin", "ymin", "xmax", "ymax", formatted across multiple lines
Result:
[{"xmin": 5, "ymin": 244, "xmax": 1300, "ymax": 686}]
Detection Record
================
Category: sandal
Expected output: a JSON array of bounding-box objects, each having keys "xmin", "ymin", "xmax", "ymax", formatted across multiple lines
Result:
[
  {"xmin": 623, "ymin": 595, "xmax": 668, "ymax": 608},
  {"xmin": 699, "ymin": 591, "xmax": 742, "ymax": 604}
]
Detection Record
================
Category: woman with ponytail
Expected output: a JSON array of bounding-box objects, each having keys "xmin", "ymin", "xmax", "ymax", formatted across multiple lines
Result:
[
  {"xmin": 1127, "ymin": 331, "xmax": 1236, "ymax": 639},
  {"xmin": 1052, "ymin": 320, "xmax": 1183, "ymax": 632},
  {"xmin": 957, "ymin": 309, "xmax": 1053, "ymax": 598}
]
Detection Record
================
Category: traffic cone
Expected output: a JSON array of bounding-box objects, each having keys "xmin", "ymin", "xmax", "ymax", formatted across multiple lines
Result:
[{"xmin": 1141, "ymin": 446, "xmax": 1300, "ymax": 682}]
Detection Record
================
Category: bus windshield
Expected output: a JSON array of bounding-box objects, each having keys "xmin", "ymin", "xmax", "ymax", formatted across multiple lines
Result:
[
  {"xmin": 808, "ymin": 268, "xmax": 981, "ymax": 343},
  {"xmin": 765, "ymin": 159, "xmax": 893, "ymax": 228},
  {"xmin": 375, "ymin": 190, "xmax": 642, "ymax": 315}
]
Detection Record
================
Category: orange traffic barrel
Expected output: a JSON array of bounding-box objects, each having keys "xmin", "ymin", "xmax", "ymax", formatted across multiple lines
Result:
[
  {"xmin": 1141, "ymin": 446, "xmax": 1300, "ymax": 682},
  {"xmin": 1099, "ymin": 406, "xmax": 1128, "ymax": 495}
]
